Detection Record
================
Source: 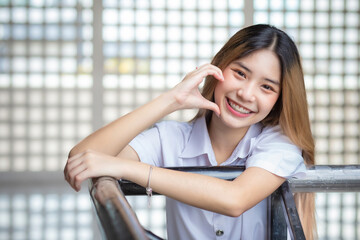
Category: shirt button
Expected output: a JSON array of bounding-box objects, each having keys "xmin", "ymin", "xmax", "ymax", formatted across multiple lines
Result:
[{"xmin": 216, "ymin": 230, "xmax": 224, "ymax": 236}]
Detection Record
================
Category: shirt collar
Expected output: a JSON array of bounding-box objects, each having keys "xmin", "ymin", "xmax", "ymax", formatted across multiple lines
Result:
[
  {"xmin": 227, "ymin": 123, "xmax": 262, "ymax": 164},
  {"xmin": 179, "ymin": 117, "xmax": 263, "ymax": 164},
  {"xmin": 179, "ymin": 117, "xmax": 213, "ymax": 160}
]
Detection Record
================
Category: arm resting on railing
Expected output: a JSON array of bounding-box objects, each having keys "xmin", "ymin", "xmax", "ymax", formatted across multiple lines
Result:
[{"xmin": 89, "ymin": 165, "xmax": 360, "ymax": 240}]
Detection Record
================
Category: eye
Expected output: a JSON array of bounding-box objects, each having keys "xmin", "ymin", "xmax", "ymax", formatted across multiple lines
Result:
[
  {"xmin": 262, "ymin": 84, "xmax": 276, "ymax": 92},
  {"xmin": 234, "ymin": 70, "xmax": 246, "ymax": 78}
]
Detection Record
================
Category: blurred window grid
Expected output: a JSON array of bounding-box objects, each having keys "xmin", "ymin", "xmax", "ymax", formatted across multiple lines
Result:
[{"xmin": 0, "ymin": 0, "xmax": 359, "ymax": 239}]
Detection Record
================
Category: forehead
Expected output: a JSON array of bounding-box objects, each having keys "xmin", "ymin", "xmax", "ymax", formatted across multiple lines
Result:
[
  {"xmin": 235, "ymin": 49, "xmax": 280, "ymax": 64},
  {"xmin": 229, "ymin": 50, "xmax": 281, "ymax": 81}
]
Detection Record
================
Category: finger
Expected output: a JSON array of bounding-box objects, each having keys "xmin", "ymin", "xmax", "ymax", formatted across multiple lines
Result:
[
  {"xmin": 65, "ymin": 150, "xmax": 97, "ymax": 180},
  {"xmin": 189, "ymin": 69, "xmax": 222, "ymax": 86},
  {"xmin": 74, "ymin": 171, "xmax": 85, "ymax": 192},
  {"xmin": 64, "ymin": 157, "xmax": 85, "ymax": 181},
  {"xmin": 68, "ymin": 162, "xmax": 88, "ymax": 189},
  {"xmin": 194, "ymin": 67, "xmax": 224, "ymax": 83},
  {"xmin": 213, "ymin": 72, "xmax": 224, "ymax": 82},
  {"xmin": 67, "ymin": 150, "xmax": 88, "ymax": 163},
  {"xmin": 201, "ymin": 100, "xmax": 221, "ymax": 116},
  {"xmin": 196, "ymin": 63, "xmax": 214, "ymax": 71},
  {"xmin": 196, "ymin": 64, "xmax": 224, "ymax": 80},
  {"xmin": 64, "ymin": 151, "xmax": 86, "ymax": 179},
  {"xmin": 74, "ymin": 167, "xmax": 95, "ymax": 191}
]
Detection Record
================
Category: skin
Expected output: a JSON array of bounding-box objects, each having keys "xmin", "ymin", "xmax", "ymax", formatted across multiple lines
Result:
[
  {"xmin": 64, "ymin": 49, "xmax": 285, "ymax": 217},
  {"xmin": 210, "ymin": 49, "xmax": 281, "ymax": 164}
]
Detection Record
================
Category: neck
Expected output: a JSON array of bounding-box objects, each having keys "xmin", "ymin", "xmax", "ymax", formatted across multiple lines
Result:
[{"xmin": 207, "ymin": 113, "xmax": 249, "ymax": 165}]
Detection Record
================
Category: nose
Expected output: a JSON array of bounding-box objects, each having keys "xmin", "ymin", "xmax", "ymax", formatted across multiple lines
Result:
[{"xmin": 237, "ymin": 82, "xmax": 256, "ymax": 102}]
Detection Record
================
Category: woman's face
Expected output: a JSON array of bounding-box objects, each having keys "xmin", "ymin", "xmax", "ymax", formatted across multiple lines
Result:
[{"xmin": 214, "ymin": 49, "xmax": 281, "ymax": 130}]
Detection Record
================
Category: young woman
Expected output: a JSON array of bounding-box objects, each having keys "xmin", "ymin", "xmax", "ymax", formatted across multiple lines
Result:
[{"xmin": 64, "ymin": 24, "xmax": 316, "ymax": 239}]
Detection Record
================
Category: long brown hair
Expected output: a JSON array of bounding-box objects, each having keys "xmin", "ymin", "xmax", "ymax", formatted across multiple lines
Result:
[{"xmin": 194, "ymin": 24, "xmax": 317, "ymax": 239}]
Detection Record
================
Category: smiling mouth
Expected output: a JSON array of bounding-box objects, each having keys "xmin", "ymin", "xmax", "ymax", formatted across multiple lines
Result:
[{"xmin": 227, "ymin": 98, "xmax": 252, "ymax": 114}]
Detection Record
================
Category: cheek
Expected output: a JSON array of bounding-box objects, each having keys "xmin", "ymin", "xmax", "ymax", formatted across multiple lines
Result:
[
  {"xmin": 213, "ymin": 79, "xmax": 232, "ymax": 102},
  {"xmin": 270, "ymin": 95, "xmax": 280, "ymax": 104},
  {"xmin": 215, "ymin": 75, "xmax": 234, "ymax": 92},
  {"xmin": 264, "ymin": 95, "xmax": 280, "ymax": 111},
  {"xmin": 222, "ymin": 72, "xmax": 236, "ymax": 87},
  {"xmin": 213, "ymin": 84, "xmax": 222, "ymax": 104},
  {"xmin": 214, "ymin": 82, "xmax": 225, "ymax": 96}
]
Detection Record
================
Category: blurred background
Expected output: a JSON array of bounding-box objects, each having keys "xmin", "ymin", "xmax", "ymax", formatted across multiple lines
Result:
[{"xmin": 0, "ymin": 0, "xmax": 359, "ymax": 239}]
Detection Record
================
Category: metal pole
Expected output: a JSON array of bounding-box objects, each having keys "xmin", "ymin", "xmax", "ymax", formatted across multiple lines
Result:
[
  {"xmin": 289, "ymin": 165, "xmax": 360, "ymax": 192},
  {"xmin": 119, "ymin": 165, "xmax": 360, "ymax": 194}
]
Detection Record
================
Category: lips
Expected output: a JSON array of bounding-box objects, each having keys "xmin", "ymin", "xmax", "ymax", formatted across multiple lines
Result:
[{"xmin": 226, "ymin": 98, "xmax": 253, "ymax": 116}]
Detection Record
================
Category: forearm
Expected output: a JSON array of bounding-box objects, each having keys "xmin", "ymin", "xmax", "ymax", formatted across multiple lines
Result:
[
  {"xmin": 121, "ymin": 161, "xmax": 285, "ymax": 217},
  {"xmin": 122, "ymin": 160, "xmax": 246, "ymax": 216},
  {"xmin": 69, "ymin": 92, "xmax": 179, "ymax": 157},
  {"xmin": 68, "ymin": 64, "xmax": 223, "ymax": 158}
]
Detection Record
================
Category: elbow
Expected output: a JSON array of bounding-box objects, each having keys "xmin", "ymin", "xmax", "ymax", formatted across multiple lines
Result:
[
  {"xmin": 217, "ymin": 187, "xmax": 249, "ymax": 217},
  {"xmin": 226, "ymin": 207, "xmax": 245, "ymax": 218},
  {"xmin": 221, "ymin": 199, "xmax": 246, "ymax": 218},
  {"xmin": 229, "ymin": 210, "xmax": 244, "ymax": 218}
]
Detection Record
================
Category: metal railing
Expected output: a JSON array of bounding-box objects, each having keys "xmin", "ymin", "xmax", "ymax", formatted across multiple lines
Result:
[{"xmin": 89, "ymin": 165, "xmax": 360, "ymax": 240}]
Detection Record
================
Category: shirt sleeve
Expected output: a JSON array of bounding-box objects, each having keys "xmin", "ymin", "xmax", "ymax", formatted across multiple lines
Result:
[
  {"xmin": 246, "ymin": 126, "xmax": 306, "ymax": 179},
  {"xmin": 128, "ymin": 125, "xmax": 163, "ymax": 166}
]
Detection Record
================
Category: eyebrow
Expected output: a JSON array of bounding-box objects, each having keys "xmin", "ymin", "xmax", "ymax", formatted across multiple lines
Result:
[{"xmin": 232, "ymin": 61, "xmax": 280, "ymax": 86}]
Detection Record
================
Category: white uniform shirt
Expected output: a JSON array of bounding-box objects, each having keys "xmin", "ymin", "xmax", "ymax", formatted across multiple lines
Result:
[{"xmin": 129, "ymin": 117, "xmax": 306, "ymax": 240}]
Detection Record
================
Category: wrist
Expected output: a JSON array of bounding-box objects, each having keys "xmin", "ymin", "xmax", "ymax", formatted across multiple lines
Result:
[
  {"xmin": 146, "ymin": 165, "xmax": 153, "ymax": 207},
  {"xmin": 120, "ymin": 160, "xmax": 150, "ymax": 187},
  {"xmin": 156, "ymin": 90, "xmax": 183, "ymax": 114}
]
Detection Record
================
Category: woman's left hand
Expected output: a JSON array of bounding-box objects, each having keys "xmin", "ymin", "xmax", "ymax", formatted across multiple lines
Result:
[{"xmin": 64, "ymin": 149, "xmax": 123, "ymax": 191}]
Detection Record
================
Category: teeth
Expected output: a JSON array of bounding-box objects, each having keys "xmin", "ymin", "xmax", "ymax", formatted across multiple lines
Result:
[{"xmin": 229, "ymin": 100, "xmax": 251, "ymax": 114}]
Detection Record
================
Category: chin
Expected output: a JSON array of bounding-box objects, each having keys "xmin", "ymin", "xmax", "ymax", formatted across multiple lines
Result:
[{"xmin": 219, "ymin": 114, "xmax": 253, "ymax": 130}]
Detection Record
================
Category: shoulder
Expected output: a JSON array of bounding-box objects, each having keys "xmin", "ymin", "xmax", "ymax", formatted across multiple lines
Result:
[
  {"xmin": 254, "ymin": 124, "xmax": 294, "ymax": 147},
  {"xmin": 247, "ymin": 124, "xmax": 305, "ymax": 178}
]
